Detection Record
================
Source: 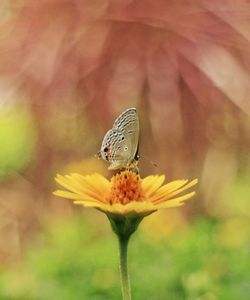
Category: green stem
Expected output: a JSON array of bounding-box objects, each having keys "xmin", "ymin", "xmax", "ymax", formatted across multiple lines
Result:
[{"xmin": 118, "ymin": 235, "xmax": 131, "ymax": 300}]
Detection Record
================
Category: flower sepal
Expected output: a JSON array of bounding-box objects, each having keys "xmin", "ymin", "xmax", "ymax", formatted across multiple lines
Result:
[{"xmin": 106, "ymin": 212, "xmax": 148, "ymax": 238}]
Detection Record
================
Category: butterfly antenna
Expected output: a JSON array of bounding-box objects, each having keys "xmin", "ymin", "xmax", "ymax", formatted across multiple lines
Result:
[{"xmin": 139, "ymin": 155, "xmax": 158, "ymax": 168}]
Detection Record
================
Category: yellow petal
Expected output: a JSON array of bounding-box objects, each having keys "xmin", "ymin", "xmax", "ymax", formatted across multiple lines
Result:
[
  {"xmin": 75, "ymin": 173, "xmax": 110, "ymax": 194},
  {"xmin": 55, "ymin": 174, "xmax": 97, "ymax": 198},
  {"xmin": 153, "ymin": 179, "xmax": 198, "ymax": 204},
  {"xmin": 156, "ymin": 191, "xmax": 196, "ymax": 208},
  {"xmin": 73, "ymin": 200, "xmax": 105, "ymax": 208},
  {"xmin": 105, "ymin": 201, "xmax": 157, "ymax": 215},
  {"xmin": 142, "ymin": 175, "xmax": 165, "ymax": 196},
  {"xmin": 141, "ymin": 175, "xmax": 157, "ymax": 191},
  {"xmin": 55, "ymin": 174, "xmax": 83, "ymax": 195},
  {"xmin": 66, "ymin": 174, "xmax": 106, "ymax": 201},
  {"xmin": 55, "ymin": 173, "xmax": 110, "ymax": 203},
  {"xmin": 164, "ymin": 179, "xmax": 198, "ymax": 200},
  {"xmin": 150, "ymin": 179, "xmax": 189, "ymax": 202},
  {"xmin": 53, "ymin": 190, "xmax": 101, "ymax": 203}
]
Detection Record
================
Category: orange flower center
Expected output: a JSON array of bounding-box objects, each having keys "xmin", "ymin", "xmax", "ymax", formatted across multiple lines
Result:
[{"xmin": 108, "ymin": 171, "xmax": 144, "ymax": 205}]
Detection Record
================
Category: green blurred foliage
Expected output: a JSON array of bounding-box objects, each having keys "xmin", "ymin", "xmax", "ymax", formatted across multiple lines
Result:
[
  {"xmin": 0, "ymin": 215, "xmax": 249, "ymax": 300},
  {"xmin": 0, "ymin": 105, "xmax": 36, "ymax": 180}
]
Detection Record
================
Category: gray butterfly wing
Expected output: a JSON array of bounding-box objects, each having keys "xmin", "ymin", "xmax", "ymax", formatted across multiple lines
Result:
[
  {"xmin": 100, "ymin": 129, "xmax": 123, "ymax": 162},
  {"xmin": 112, "ymin": 108, "xmax": 139, "ymax": 169},
  {"xmin": 113, "ymin": 107, "xmax": 139, "ymax": 158},
  {"xmin": 100, "ymin": 108, "xmax": 139, "ymax": 170},
  {"xmin": 100, "ymin": 129, "xmax": 134, "ymax": 170},
  {"xmin": 113, "ymin": 108, "xmax": 138, "ymax": 132}
]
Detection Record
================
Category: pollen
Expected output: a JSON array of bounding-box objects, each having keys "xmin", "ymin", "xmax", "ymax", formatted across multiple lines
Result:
[{"xmin": 109, "ymin": 171, "xmax": 144, "ymax": 205}]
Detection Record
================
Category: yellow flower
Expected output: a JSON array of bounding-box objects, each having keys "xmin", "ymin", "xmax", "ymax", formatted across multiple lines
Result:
[
  {"xmin": 53, "ymin": 171, "xmax": 198, "ymax": 217},
  {"xmin": 53, "ymin": 169, "xmax": 198, "ymax": 291}
]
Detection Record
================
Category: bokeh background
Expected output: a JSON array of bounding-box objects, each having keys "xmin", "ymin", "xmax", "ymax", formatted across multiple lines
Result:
[{"xmin": 0, "ymin": 1, "xmax": 250, "ymax": 299}]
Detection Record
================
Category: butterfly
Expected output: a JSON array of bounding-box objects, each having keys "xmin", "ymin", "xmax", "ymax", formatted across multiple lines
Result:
[{"xmin": 98, "ymin": 107, "xmax": 139, "ymax": 170}]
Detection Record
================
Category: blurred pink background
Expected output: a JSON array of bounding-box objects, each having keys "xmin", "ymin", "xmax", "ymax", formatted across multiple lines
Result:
[{"xmin": 0, "ymin": 0, "xmax": 249, "ymax": 263}]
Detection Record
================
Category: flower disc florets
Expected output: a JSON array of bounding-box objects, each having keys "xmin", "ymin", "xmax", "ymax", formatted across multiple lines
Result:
[{"xmin": 109, "ymin": 171, "xmax": 143, "ymax": 205}]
